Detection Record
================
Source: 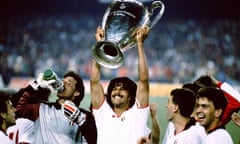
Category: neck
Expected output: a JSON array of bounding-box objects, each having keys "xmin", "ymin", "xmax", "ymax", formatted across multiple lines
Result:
[
  {"xmin": 1, "ymin": 123, "xmax": 7, "ymax": 134},
  {"xmin": 173, "ymin": 115, "xmax": 190, "ymax": 135},
  {"xmin": 206, "ymin": 119, "xmax": 220, "ymax": 133},
  {"xmin": 113, "ymin": 106, "xmax": 129, "ymax": 116}
]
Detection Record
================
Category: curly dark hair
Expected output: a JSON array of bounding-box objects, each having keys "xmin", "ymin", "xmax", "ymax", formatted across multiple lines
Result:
[{"xmin": 107, "ymin": 77, "xmax": 137, "ymax": 109}]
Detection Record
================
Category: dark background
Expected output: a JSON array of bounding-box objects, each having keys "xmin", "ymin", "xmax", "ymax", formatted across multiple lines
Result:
[
  {"xmin": 0, "ymin": 0, "xmax": 240, "ymax": 86},
  {"xmin": 0, "ymin": 0, "xmax": 240, "ymax": 20}
]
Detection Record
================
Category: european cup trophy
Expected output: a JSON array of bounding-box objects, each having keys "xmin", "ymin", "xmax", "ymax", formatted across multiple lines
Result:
[{"xmin": 92, "ymin": 0, "xmax": 165, "ymax": 69}]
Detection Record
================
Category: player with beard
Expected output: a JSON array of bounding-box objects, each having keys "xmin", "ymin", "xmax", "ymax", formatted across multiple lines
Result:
[
  {"xmin": 62, "ymin": 26, "xmax": 157, "ymax": 144},
  {"xmin": 90, "ymin": 26, "xmax": 151, "ymax": 144},
  {"xmin": 16, "ymin": 71, "xmax": 97, "ymax": 144}
]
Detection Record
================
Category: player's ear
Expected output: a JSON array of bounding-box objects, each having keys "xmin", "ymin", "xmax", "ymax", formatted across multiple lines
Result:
[
  {"xmin": 173, "ymin": 104, "xmax": 179, "ymax": 113},
  {"xmin": 215, "ymin": 109, "xmax": 223, "ymax": 118},
  {"xmin": 0, "ymin": 112, "xmax": 7, "ymax": 119}
]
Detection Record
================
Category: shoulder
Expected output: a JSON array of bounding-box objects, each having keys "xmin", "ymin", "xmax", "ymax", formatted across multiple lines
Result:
[
  {"xmin": 187, "ymin": 123, "xmax": 207, "ymax": 140},
  {"xmin": 208, "ymin": 128, "xmax": 231, "ymax": 137},
  {"xmin": 0, "ymin": 131, "xmax": 14, "ymax": 144},
  {"xmin": 207, "ymin": 128, "xmax": 233, "ymax": 144}
]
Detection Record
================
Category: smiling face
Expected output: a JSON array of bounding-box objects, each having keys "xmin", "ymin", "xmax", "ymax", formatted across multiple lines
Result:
[
  {"xmin": 110, "ymin": 82, "xmax": 131, "ymax": 109},
  {"xmin": 195, "ymin": 97, "xmax": 219, "ymax": 131}
]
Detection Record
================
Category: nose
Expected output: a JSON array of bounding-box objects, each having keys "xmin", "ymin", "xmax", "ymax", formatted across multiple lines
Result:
[{"xmin": 195, "ymin": 105, "xmax": 203, "ymax": 113}]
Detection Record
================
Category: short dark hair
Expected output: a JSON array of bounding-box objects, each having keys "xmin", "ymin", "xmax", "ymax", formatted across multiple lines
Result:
[
  {"xmin": 0, "ymin": 90, "xmax": 11, "ymax": 126},
  {"xmin": 107, "ymin": 77, "xmax": 137, "ymax": 108},
  {"xmin": 182, "ymin": 83, "xmax": 202, "ymax": 95},
  {"xmin": 64, "ymin": 71, "xmax": 85, "ymax": 106},
  {"xmin": 197, "ymin": 87, "xmax": 227, "ymax": 118},
  {"xmin": 170, "ymin": 88, "xmax": 196, "ymax": 118},
  {"xmin": 194, "ymin": 75, "xmax": 216, "ymax": 87}
]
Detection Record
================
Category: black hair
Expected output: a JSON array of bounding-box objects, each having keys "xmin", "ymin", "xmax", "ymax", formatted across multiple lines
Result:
[
  {"xmin": 182, "ymin": 83, "xmax": 202, "ymax": 95},
  {"xmin": 194, "ymin": 75, "xmax": 216, "ymax": 87},
  {"xmin": 64, "ymin": 71, "xmax": 85, "ymax": 106},
  {"xmin": 197, "ymin": 87, "xmax": 227, "ymax": 118},
  {"xmin": 107, "ymin": 77, "xmax": 137, "ymax": 108},
  {"xmin": 170, "ymin": 88, "xmax": 196, "ymax": 118}
]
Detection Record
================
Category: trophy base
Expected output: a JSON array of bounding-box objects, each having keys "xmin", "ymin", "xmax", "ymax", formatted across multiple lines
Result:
[{"xmin": 92, "ymin": 41, "xmax": 124, "ymax": 69}]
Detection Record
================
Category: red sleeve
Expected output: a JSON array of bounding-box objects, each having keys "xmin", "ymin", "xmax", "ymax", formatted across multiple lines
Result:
[
  {"xmin": 217, "ymin": 82, "xmax": 240, "ymax": 126},
  {"xmin": 16, "ymin": 90, "xmax": 40, "ymax": 121}
]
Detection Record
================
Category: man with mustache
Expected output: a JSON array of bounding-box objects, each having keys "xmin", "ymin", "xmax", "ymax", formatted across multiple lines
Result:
[{"xmin": 90, "ymin": 26, "xmax": 151, "ymax": 144}]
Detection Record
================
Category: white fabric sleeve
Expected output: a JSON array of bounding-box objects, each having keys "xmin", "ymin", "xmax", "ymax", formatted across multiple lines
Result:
[{"xmin": 220, "ymin": 82, "xmax": 240, "ymax": 102}]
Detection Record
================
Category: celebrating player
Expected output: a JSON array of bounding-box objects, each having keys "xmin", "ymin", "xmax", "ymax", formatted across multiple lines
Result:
[{"xmin": 16, "ymin": 71, "xmax": 97, "ymax": 144}]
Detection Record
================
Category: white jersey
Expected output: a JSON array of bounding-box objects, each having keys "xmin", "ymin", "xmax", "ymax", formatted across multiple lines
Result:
[
  {"xmin": 206, "ymin": 128, "xmax": 233, "ymax": 144},
  {"xmin": 93, "ymin": 99, "xmax": 150, "ymax": 144},
  {"xmin": 162, "ymin": 122, "xmax": 206, "ymax": 144},
  {"xmin": 0, "ymin": 131, "xmax": 14, "ymax": 144},
  {"xmin": 7, "ymin": 118, "xmax": 34, "ymax": 144},
  {"xmin": 33, "ymin": 103, "xmax": 80, "ymax": 144}
]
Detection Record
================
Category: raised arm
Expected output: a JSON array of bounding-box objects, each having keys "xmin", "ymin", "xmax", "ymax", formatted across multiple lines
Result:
[
  {"xmin": 136, "ymin": 26, "xmax": 150, "ymax": 107},
  {"xmin": 90, "ymin": 26, "xmax": 105, "ymax": 108},
  {"xmin": 149, "ymin": 103, "xmax": 160, "ymax": 144}
]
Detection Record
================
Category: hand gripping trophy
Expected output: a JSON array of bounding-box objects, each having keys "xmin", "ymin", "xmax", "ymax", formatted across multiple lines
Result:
[{"xmin": 92, "ymin": 0, "xmax": 165, "ymax": 69}]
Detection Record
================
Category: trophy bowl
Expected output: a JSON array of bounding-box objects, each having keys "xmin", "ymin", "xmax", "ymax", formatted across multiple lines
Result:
[{"xmin": 92, "ymin": 0, "xmax": 165, "ymax": 69}]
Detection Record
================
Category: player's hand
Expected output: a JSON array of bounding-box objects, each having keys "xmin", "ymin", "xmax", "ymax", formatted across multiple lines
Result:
[
  {"xmin": 29, "ymin": 73, "xmax": 56, "ymax": 90},
  {"xmin": 150, "ymin": 103, "xmax": 158, "ymax": 118},
  {"xmin": 231, "ymin": 112, "xmax": 240, "ymax": 127},
  {"xmin": 62, "ymin": 100, "xmax": 86, "ymax": 126},
  {"xmin": 137, "ymin": 136, "xmax": 151, "ymax": 144},
  {"xmin": 95, "ymin": 26, "xmax": 104, "ymax": 41},
  {"xmin": 136, "ymin": 26, "xmax": 149, "ymax": 43}
]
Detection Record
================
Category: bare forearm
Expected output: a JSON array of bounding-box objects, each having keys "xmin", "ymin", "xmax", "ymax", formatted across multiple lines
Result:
[
  {"xmin": 137, "ymin": 41, "xmax": 149, "ymax": 82},
  {"xmin": 136, "ymin": 26, "xmax": 150, "ymax": 106},
  {"xmin": 90, "ymin": 59, "xmax": 105, "ymax": 107},
  {"xmin": 151, "ymin": 116, "xmax": 160, "ymax": 144}
]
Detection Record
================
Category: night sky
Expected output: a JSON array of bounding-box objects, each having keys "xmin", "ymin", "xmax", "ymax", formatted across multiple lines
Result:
[{"xmin": 0, "ymin": 0, "xmax": 240, "ymax": 20}]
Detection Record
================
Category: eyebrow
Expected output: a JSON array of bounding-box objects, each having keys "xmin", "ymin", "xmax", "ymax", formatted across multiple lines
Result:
[
  {"xmin": 114, "ymin": 82, "xmax": 124, "ymax": 87},
  {"xmin": 196, "ymin": 103, "xmax": 210, "ymax": 108}
]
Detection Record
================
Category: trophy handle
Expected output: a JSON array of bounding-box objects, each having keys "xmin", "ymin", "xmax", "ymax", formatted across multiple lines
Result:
[{"xmin": 148, "ymin": 1, "xmax": 165, "ymax": 29}]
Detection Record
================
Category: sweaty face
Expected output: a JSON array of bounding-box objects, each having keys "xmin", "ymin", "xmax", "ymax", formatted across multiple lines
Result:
[
  {"xmin": 111, "ymin": 82, "xmax": 130, "ymax": 108},
  {"xmin": 57, "ymin": 76, "xmax": 79, "ymax": 101},
  {"xmin": 195, "ymin": 97, "xmax": 216, "ymax": 130}
]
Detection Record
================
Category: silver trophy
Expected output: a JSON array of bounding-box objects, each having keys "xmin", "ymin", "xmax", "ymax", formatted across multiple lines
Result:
[{"xmin": 92, "ymin": 0, "xmax": 165, "ymax": 69}]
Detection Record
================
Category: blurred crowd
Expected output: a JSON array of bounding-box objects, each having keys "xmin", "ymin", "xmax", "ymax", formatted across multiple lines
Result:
[{"xmin": 0, "ymin": 15, "xmax": 240, "ymax": 86}]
